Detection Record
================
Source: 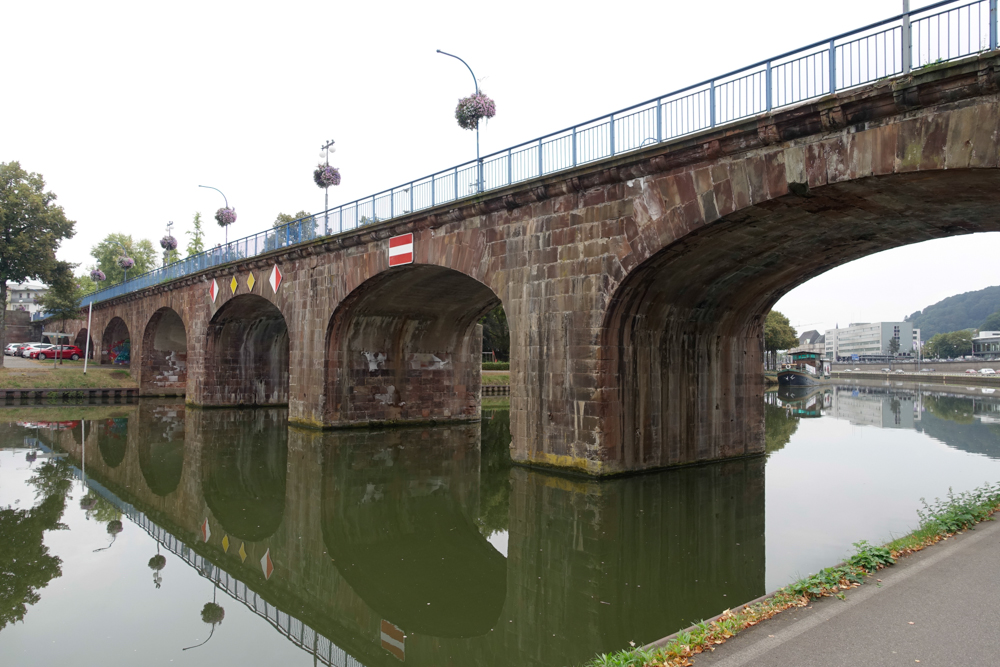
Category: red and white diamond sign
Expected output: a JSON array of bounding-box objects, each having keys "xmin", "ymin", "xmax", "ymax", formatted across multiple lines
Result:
[
  {"xmin": 260, "ymin": 548, "xmax": 274, "ymax": 580},
  {"xmin": 388, "ymin": 233, "xmax": 413, "ymax": 267},
  {"xmin": 269, "ymin": 265, "xmax": 283, "ymax": 293},
  {"xmin": 200, "ymin": 518, "xmax": 211, "ymax": 543},
  {"xmin": 209, "ymin": 279, "xmax": 219, "ymax": 303},
  {"xmin": 380, "ymin": 620, "xmax": 405, "ymax": 661}
]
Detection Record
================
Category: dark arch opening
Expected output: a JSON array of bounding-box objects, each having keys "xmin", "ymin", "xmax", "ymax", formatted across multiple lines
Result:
[
  {"xmin": 137, "ymin": 404, "xmax": 185, "ymax": 497},
  {"xmin": 321, "ymin": 423, "xmax": 506, "ymax": 638},
  {"xmin": 602, "ymin": 170, "xmax": 1000, "ymax": 470},
  {"xmin": 97, "ymin": 418, "xmax": 129, "ymax": 468},
  {"xmin": 201, "ymin": 410, "xmax": 287, "ymax": 542},
  {"xmin": 101, "ymin": 317, "xmax": 131, "ymax": 366},
  {"xmin": 73, "ymin": 329, "xmax": 95, "ymax": 359},
  {"xmin": 141, "ymin": 308, "xmax": 188, "ymax": 396},
  {"xmin": 204, "ymin": 295, "xmax": 289, "ymax": 406},
  {"xmin": 324, "ymin": 265, "xmax": 501, "ymax": 425}
]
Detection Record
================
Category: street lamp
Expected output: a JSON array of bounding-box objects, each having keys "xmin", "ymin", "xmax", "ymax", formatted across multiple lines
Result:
[
  {"xmin": 320, "ymin": 139, "xmax": 336, "ymax": 235},
  {"xmin": 437, "ymin": 49, "xmax": 483, "ymax": 193},
  {"xmin": 198, "ymin": 185, "xmax": 235, "ymax": 246},
  {"xmin": 114, "ymin": 240, "xmax": 132, "ymax": 283}
]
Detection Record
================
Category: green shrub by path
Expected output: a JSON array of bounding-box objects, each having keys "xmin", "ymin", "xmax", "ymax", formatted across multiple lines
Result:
[
  {"xmin": 483, "ymin": 362, "xmax": 510, "ymax": 371},
  {"xmin": 581, "ymin": 481, "xmax": 1000, "ymax": 667}
]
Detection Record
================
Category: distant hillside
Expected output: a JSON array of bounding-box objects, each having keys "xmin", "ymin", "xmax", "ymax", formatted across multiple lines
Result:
[{"xmin": 906, "ymin": 285, "xmax": 1000, "ymax": 338}]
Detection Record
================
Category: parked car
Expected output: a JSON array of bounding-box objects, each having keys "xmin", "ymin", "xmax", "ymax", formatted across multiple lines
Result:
[
  {"xmin": 980, "ymin": 368, "xmax": 997, "ymax": 376},
  {"xmin": 853, "ymin": 368, "xmax": 861, "ymax": 371},
  {"xmin": 4, "ymin": 343, "xmax": 22, "ymax": 356},
  {"xmin": 32, "ymin": 345, "xmax": 83, "ymax": 361},
  {"xmin": 920, "ymin": 368, "xmax": 934, "ymax": 372},
  {"xmin": 880, "ymin": 368, "xmax": 891, "ymax": 373},
  {"xmin": 842, "ymin": 369, "xmax": 852, "ymax": 373},
  {"xmin": 20, "ymin": 343, "xmax": 54, "ymax": 358},
  {"xmin": 966, "ymin": 369, "xmax": 979, "ymax": 375},
  {"xmin": 895, "ymin": 369, "xmax": 906, "ymax": 374}
]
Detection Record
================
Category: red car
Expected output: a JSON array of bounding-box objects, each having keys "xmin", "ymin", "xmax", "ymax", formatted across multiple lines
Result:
[{"xmin": 32, "ymin": 345, "xmax": 84, "ymax": 361}]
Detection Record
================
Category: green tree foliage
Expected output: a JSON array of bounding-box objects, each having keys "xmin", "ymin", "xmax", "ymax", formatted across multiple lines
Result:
[
  {"xmin": 478, "ymin": 408, "xmax": 512, "ymax": 536},
  {"xmin": 981, "ymin": 310, "xmax": 1000, "ymax": 332},
  {"xmin": 925, "ymin": 329, "xmax": 974, "ymax": 358},
  {"xmin": 479, "ymin": 305, "xmax": 509, "ymax": 361},
  {"xmin": 76, "ymin": 272, "xmax": 97, "ymax": 295},
  {"xmin": 764, "ymin": 402, "xmax": 800, "ymax": 454},
  {"xmin": 90, "ymin": 234, "xmax": 157, "ymax": 284},
  {"xmin": 764, "ymin": 310, "xmax": 798, "ymax": 370},
  {"xmin": 0, "ymin": 161, "xmax": 76, "ymax": 367},
  {"xmin": 186, "ymin": 213, "xmax": 206, "ymax": 257},
  {"xmin": 924, "ymin": 394, "xmax": 976, "ymax": 425},
  {"xmin": 906, "ymin": 285, "xmax": 1000, "ymax": 338},
  {"xmin": 0, "ymin": 459, "xmax": 73, "ymax": 631},
  {"xmin": 888, "ymin": 336, "xmax": 901, "ymax": 356},
  {"xmin": 35, "ymin": 263, "xmax": 84, "ymax": 357}
]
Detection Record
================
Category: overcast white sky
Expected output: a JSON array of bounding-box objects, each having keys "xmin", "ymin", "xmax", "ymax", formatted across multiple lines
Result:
[{"xmin": 4, "ymin": 0, "xmax": 997, "ymax": 336}]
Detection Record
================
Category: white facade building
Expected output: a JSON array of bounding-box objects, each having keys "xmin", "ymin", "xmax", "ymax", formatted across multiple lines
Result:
[
  {"xmin": 6, "ymin": 281, "xmax": 48, "ymax": 315},
  {"xmin": 973, "ymin": 331, "xmax": 1000, "ymax": 360},
  {"xmin": 823, "ymin": 322, "xmax": 917, "ymax": 361}
]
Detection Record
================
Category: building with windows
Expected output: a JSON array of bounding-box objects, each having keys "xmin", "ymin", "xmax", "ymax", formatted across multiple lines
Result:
[
  {"xmin": 972, "ymin": 331, "xmax": 1000, "ymax": 360},
  {"xmin": 5, "ymin": 281, "xmax": 48, "ymax": 316},
  {"xmin": 823, "ymin": 321, "xmax": 918, "ymax": 362},
  {"xmin": 791, "ymin": 330, "xmax": 826, "ymax": 355}
]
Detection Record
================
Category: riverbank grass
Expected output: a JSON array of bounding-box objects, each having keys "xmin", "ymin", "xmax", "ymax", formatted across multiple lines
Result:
[
  {"xmin": 583, "ymin": 482, "xmax": 1000, "ymax": 667},
  {"xmin": 0, "ymin": 365, "xmax": 136, "ymax": 389}
]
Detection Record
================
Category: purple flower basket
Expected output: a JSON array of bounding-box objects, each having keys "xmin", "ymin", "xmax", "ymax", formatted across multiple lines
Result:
[
  {"xmin": 160, "ymin": 235, "xmax": 178, "ymax": 250},
  {"xmin": 90, "ymin": 269, "xmax": 106, "ymax": 282},
  {"xmin": 455, "ymin": 92, "xmax": 497, "ymax": 131},
  {"xmin": 117, "ymin": 257, "xmax": 135, "ymax": 270},
  {"xmin": 314, "ymin": 165, "xmax": 342, "ymax": 189},
  {"xmin": 215, "ymin": 207, "xmax": 237, "ymax": 227}
]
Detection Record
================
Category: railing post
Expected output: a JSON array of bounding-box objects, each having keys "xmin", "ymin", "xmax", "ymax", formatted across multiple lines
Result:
[
  {"xmin": 508, "ymin": 148, "xmax": 513, "ymax": 184},
  {"xmin": 829, "ymin": 39, "xmax": 837, "ymax": 92},
  {"xmin": 572, "ymin": 127, "xmax": 578, "ymax": 166},
  {"xmin": 339, "ymin": 206, "xmax": 343, "ymax": 234},
  {"xmin": 538, "ymin": 138, "xmax": 543, "ymax": 177},
  {"xmin": 390, "ymin": 190, "xmax": 394, "ymax": 219},
  {"xmin": 478, "ymin": 158, "xmax": 484, "ymax": 194},
  {"xmin": 431, "ymin": 175, "xmax": 436, "ymax": 206},
  {"xmin": 655, "ymin": 99, "xmax": 662, "ymax": 142},
  {"xmin": 903, "ymin": 0, "xmax": 912, "ymax": 73},
  {"xmin": 991, "ymin": 0, "xmax": 997, "ymax": 51},
  {"xmin": 409, "ymin": 183, "xmax": 413, "ymax": 214},
  {"xmin": 765, "ymin": 62, "xmax": 772, "ymax": 111},
  {"xmin": 609, "ymin": 113, "xmax": 616, "ymax": 155},
  {"xmin": 454, "ymin": 166, "xmax": 458, "ymax": 201},
  {"xmin": 709, "ymin": 81, "xmax": 716, "ymax": 127}
]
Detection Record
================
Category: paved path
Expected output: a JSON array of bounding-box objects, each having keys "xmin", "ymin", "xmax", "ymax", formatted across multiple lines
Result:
[
  {"xmin": 2, "ymin": 356, "xmax": 45, "ymax": 369},
  {"xmin": 693, "ymin": 518, "xmax": 1000, "ymax": 666}
]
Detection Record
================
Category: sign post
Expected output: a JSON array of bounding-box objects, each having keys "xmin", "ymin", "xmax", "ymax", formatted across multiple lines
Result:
[{"xmin": 83, "ymin": 301, "xmax": 93, "ymax": 374}]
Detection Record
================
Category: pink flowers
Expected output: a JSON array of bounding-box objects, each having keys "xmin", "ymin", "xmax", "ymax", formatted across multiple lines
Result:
[
  {"xmin": 116, "ymin": 257, "xmax": 134, "ymax": 270},
  {"xmin": 455, "ymin": 92, "xmax": 496, "ymax": 130},
  {"xmin": 215, "ymin": 207, "xmax": 237, "ymax": 227},
  {"xmin": 314, "ymin": 164, "xmax": 342, "ymax": 189},
  {"xmin": 160, "ymin": 235, "xmax": 178, "ymax": 250},
  {"xmin": 90, "ymin": 269, "xmax": 107, "ymax": 282}
]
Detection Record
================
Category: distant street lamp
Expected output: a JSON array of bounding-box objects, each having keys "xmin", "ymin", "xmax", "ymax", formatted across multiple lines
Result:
[
  {"xmin": 437, "ymin": 49, "xmax": 484, "ymax": 193},
  {"xmin": 319, "ymin": 139, "xmax": 336, "ymax": 234},
  {"xmin": 114, "ymin": 240, "xmax": 133, "ymax": 283},
  {"xmin": 199, "ymin": 185, "xmax": 236, "ymax": 246}
]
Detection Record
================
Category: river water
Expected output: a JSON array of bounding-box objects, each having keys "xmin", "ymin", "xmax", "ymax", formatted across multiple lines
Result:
[{"xmin": 1, "ymin": 381, "xmax": 999, "ymax": 666}]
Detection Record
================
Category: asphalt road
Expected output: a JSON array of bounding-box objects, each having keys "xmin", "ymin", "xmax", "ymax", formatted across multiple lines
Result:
[
  {"xmin": 2, "ymin": 355, "xmax": 45, "ymax": 369},
  {"xmin": 692, "ymin": 519, "xmax": 1000, "ymax": 666}
]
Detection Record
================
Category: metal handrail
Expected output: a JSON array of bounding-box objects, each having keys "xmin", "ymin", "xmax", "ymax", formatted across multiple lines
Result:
[{"xmin": 81, "ymin": 0, "xmax": 997, "ymax": 308}]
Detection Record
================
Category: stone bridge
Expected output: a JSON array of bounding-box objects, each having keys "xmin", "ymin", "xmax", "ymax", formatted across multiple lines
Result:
[{"xmin": 68, "ymin": 54, "xmax": 1000, "ymax": 474}]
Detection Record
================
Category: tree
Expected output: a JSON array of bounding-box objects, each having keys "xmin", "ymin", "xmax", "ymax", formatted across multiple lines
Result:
[
  {"xmin": 925, "ymin": 329, "xmax": 974, "ymax": 358},
  {"xmin": 90, "ymin": 233, "xmax": 157, "ymax": 284},
  {"xmin": 764, "ymin": 310, "xmax": 798, "ymax": 370},
  {"xmin": 35, "ymin": 262, "xmax": 84, "ymax": 362},
  {"xmin": 479, "ymin": 305, "xmax": 509, "ymax": 361},
  {"xmin": 186, "ymin": 213, "xmax": 206, "ymax": 257},
  {"xmin": 0, "ymin": 162, "xmax": 76, "ymax": 368},
  {"xmin": 76, "ymin": 271, "xmax": 97, "ymax": 295},
  {"xmin": 888, "ymin": 336, "xmax": 901, "ymax": 356},
  {"xmin": 981, "ymin": 310, "xmax": 1000, "ymax": 332}
]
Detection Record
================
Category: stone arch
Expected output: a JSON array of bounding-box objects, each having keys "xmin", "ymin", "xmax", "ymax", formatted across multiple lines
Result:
[
  {"xmin": 73, "ymin": 328, "xmax": 94, "ymax": 359},
  {"xmin": 602, "ymin": 164, "xmax": 1000, "ymax": 471},
  {"xmin": 203, "ymin": 294, "xmax": 289, "ymax": 406},
  {"xmin": 137, "ymin": 403, "xmax": 185, "ymax": 497},
  {"xmin": 141, "ymin": 307, "xmax": 187, "ymax": 396},
  {"xmin": 101, "ymin": 316, "xmax": 131, "ymax": 366},
  {"xmin": 324, "ymin": 264, "xmax": 501, "ymax": 426},
  {"xmin": 97, "ymin": 417, "xmax": 129, "ymax": 468}
]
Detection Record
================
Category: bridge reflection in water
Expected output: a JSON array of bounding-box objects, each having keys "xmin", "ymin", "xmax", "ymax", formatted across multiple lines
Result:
[{"xmin": 52, "ymin": 403, "xmax": 765, "ymax": 667}]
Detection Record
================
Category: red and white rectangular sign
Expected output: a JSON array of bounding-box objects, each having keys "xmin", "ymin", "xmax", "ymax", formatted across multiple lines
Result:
[
  {"xmin": 388, "ymin": 233, "xmax": 413, "ymax": 267},
  {"xmin": 380, "ymin": 619, "xmax": 405, "ymax": 661}
]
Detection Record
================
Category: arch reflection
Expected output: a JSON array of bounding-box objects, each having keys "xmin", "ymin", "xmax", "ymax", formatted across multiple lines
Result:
[
  {"xmin": 321, "ymin": 423, "xmax": 506, "ymax": 639},
  {"xmin": 137, "ymin": 403, "xmax": 185, "ymax": 497},
  {"xmin": 97, "ymin": 418, "xmax": 128, "ymax": 468}
]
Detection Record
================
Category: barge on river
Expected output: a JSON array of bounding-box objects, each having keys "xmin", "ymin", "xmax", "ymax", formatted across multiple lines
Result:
[{"xmin": 778, "ymin": 351, "xmax": 830, "ymax": 386}]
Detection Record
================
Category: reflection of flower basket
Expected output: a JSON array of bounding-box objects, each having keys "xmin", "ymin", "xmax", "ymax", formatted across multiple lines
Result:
[
  {"xmin": 455, "ymin": 92, "xmax": 496, "ymax": 130},
  {"xmin": 117, "ymin": 256, "xmax": 134, "ymax": 270},
  {"xmin": 313, "ymin": 164, "xmax": 341, "ymax": 189},
  {"xmin": 160, "ymin": 235, "xmax": 178, "ymax": 250},
  {"xmin": 148, "ymin": 554, "xmax": 167, "ymax": 571},
  {"xmin": 201, "ymin": 603, "xmax": 225, "ymax": 625},
  {"xmin": 80, "ymin": 495, "xmax": 97, "ymax": 510},
  {"xmin": 215, "ymin": 208, "xmax": 237, "ymax": 227},
  {"xmin": 90, "ymin": 269, "xmax": 106, "ymax": 282},
  {"xmin": 108, "ymin": 520, "xmax": 123, "ymax": 535}
]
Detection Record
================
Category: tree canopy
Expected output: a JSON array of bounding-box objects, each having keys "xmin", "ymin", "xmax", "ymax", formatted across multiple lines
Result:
[
  {"xmin": 480, "ymin": 305, "xmax": 509, "ymax": 361},
  {"xmin": 906, "ymin": 285, "xmax": 1000, "ymax": 338},
  {"xmin": 90, "ymin": 233, "xmax": 157, "ymax": 284},
  {"xmin": 0, "ymin": 161, "xmax": 76, "ymax": 367},
  {"xmin": 924, "ymin": 329, "xmax": 974, "ymax": 358},
  {"xmin": 981, "ymin": 310, "xmax": 1000, "ymax": 332},
  {"xmin": 764, "ymin": 311, "xmax": 798, "ymax": 352},
  {"xmin": 186, "ymin": 213, "xmax": 206, "ymax": 257},
  {"xmin": 35, "ymin": 262, "xmax": 84, "ymax": 333}
]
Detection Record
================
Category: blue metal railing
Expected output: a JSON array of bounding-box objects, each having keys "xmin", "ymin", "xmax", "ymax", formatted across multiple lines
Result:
[{"xmin": 81, "ymin": 0, "xmax": 997, "ymax": 308}]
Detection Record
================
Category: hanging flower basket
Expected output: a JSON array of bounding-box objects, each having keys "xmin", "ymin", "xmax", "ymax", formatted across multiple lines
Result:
[
  {"xmin": 90, "ymin": 269, "xmax": 106, "ymax": 282},
  {"xmin": 201, "ymin": 603, "xmax": 225, "ymax": 625},
  {"xmin": 313, "ymin": 164, "xmax": 341, "ymax": 189},
  {"xmin": 148, "ymin": 554, "xmax": 167, "ymax": 571},
  {"xmin": 107, "ymin": 520, "xmax": 123, "ymax": 535},
  {"xmin": 455, "ymin": 92, "xmax": 496, "ymax": 131},
  {"xmin": 160, "ymin": 235, "xmax": 178, "ymax": 250},
  {"xmin": 117, "ymin": 257, "xmax": 134, "ymax": 270},
  {"xmin": 215, "ymin": 207, "xmax": 237, "ymax": 227}
]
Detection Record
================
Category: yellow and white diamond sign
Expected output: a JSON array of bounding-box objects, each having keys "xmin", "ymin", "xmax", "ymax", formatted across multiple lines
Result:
[
  {"xmin": 238, "ymin": 542, "xmax": 247, "ymax": 562},
  {"xmin": 230, "ymin": 276, "xmax": 238, "ymax": 294},
  {"xmin": 246, "ymin": 272, "xmax": 256, "ymax": 291},
  {"xmin": 222, "ymin": 535, "xmax": 230, "ymax": 553}
]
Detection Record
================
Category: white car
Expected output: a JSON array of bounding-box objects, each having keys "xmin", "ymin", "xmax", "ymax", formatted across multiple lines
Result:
[
  {"xmin": 980, "ymin": 368, "xmax": 996, "ymax": 376},
  {"xmin": 4, "ymin": 343, "xmax": 22, "ymax": 356},
  {"xmin": 895, "ymin": 369, "xmax": 906, "ymax": 374},
  {"xmin": 21, "ymin": 343, "xmax": 54, "ymax": 358}
]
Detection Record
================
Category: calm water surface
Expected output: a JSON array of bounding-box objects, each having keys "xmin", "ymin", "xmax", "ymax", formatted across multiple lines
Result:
[{"xmin": 2, "ymin": 381, "xmax": 999, "ymax": 666}]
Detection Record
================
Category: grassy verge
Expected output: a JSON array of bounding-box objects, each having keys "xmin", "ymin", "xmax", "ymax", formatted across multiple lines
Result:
[
  {"xmin": 0, "ymin": 404, "xmax": 137, "ymax": 422},
  {"xmin": 482, "ymin": 397, "xmax": 510, "ymax": 410},
  {"xmin": 583, "ymin": 482, "xmax": 1000, "ymax": 667},
  {"xmin": 0, "ymin": 365, "xmax": 136, "ymax": 389},
  {"xmin": 483, "ymin": 373, "xmax": 509, "ymax": 386}
]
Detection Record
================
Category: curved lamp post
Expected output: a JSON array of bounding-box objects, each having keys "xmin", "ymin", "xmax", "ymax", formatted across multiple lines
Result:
[
  {"xmin": 199, "ymin": 185, "xmax": 234, "ymax": 246},
  {"xmin": 114, "ymin": 240, "xmax": 132, "ymax": 283},
  {"xmin": 437, "ymin": 49, "xmax": 483, "ymax": 193}
]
